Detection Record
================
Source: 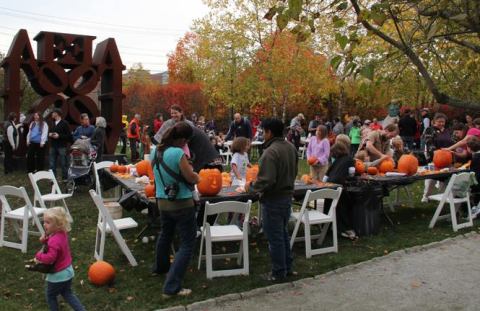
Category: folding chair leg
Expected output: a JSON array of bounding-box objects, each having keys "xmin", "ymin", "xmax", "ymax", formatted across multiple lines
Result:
[
  {"xmin": 111, "ymin": 228, "xmax": 137, "ymax": 266},
  {"xmin": 449, "ymin": 201, "xmax": 459, "ymax": 232},
  {"xmin": 332, "ymin": 218, "xmax": 338, "ymax": 253},
  {"xmin": 429, "ymin": 201, "xmax": 446, "ymax": 229},
  {"xmin": 197, "ymin": 235, "xmax": 204, "ymax": 270},
  {"xmin": 0, "ymin": 212, "xmax": 5, "ymax": 248},
  {"xmin": 237, "ymin": 241, "xmax": 243, "ymax": 266},
  {"xmin": 304, "ymin": 222, "xmax": 312, "ymax": 259},
  {"xmin": 316, "ymin": 223, "xmax": 330, "ymax": 246},
  {"xmin": 206, "ymin": 236, "xmax": 213, "ymax": 279},
  {"xmin": 243, "ymin": 234, "xmax": 249, "ymax": 275},
  {"xmin": 290, "ymin": 217, "xmax": 302, "ymax": 249}
]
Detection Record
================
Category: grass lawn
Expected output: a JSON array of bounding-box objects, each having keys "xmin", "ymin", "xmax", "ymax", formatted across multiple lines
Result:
[{"xmin": 0, "ymin": 159, "xmax": 479, "ymax": 310}]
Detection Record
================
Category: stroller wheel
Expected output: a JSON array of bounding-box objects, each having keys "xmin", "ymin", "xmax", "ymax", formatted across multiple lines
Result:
[{"xmin": 65, "ymin": 180, "xmax": 75, "ymax": 194}]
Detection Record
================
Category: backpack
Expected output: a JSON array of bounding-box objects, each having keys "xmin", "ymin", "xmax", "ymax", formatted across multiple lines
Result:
[{"xmin": 130, "ymin": 122, "xmax": 137, "ymax": 136}]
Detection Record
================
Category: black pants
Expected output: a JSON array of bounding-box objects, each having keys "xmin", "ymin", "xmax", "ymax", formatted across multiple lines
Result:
[
  {"xmin": 325, "ymin": 193, "xmax": 353, "ymax": 233},
  {"xmin": 3, "ymin": 141, "xmax": 15, "ymax": 174},
  {"xmin": 27, "ymin": 142, "xmax": 45, "ymax": 173},
  {"xmin": 120, "ymin": 134, "xmax": 127, "ymax": 154},
  {"xmin": 129, "ymin": 138, "xmax": 138, "ymax": 162}
]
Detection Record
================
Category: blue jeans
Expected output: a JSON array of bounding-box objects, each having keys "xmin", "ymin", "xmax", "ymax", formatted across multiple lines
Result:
[
  {"xmin": 49, "ymin": 145, "xmax": 68, "ymax": 180},
  {"xmin": 46, "ymin": 279, "xmax": 85, "ymax": 311},
  {"xmin": 153, "ymin": 207, "xmax": 196, "ymax": 295},
  {"xmin": 261, "ymin": 197, "xmax": 293, "ymax": 279}
]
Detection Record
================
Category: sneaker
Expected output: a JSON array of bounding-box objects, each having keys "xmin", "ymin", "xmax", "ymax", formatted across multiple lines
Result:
[
  {"xmin": 162, "ymin": 288, "xmax": 192, "ymax": 299},
  {"xmin": 421, "ymin": 196, "xmax": 429, "ymax": 203},
  {"xmin": 261, "ymin": 272, "xmax": 286, "ymax": 283},
  {"xmin": 287, "ymin": 270, "xmax": 298, "ymax": 277},
  {"xmin": 471, "ymin": 206, "xmax": 480, "ymax": 219}
]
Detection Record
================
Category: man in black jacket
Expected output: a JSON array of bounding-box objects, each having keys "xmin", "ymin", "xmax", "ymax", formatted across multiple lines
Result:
[
  {"xmin": 48, "ymin": 108, "xmax": 72, "ymax": 180},
  {"xmin": 247, "ymin": 118, "xmax": 298, "ymax": 282},
  {"xmin": 225, "ymin": 113, "xmax": 252, "ymax": 141},
  {"xmin": 398, "ymin": 108, "xmax": 417, "ymax": 151}
]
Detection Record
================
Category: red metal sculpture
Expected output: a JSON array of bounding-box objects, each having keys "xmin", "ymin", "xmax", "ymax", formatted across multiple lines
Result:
[{"xmin": 1, "ymin": 29, "xmax": 125, "ymax": 154}]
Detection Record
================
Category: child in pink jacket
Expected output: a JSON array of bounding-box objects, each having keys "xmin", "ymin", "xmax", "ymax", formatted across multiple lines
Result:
[{"xmin": 35, "ymin": 207, "xmax": 85, "ymax": 311}]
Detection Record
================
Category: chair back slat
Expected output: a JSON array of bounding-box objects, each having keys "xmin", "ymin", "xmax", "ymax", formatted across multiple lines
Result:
[{"xmin": 93, "ymin": 161, "xmax": 114, "ymax": 197}]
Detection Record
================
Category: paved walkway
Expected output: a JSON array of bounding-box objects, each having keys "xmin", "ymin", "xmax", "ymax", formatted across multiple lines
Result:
[{"xmin": 165, "ymin": 232, "xmax": 480, "ymax": 311}]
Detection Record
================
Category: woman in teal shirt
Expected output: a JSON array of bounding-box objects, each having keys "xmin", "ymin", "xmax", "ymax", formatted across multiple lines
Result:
[{"xmin": 150, "ymin": 122, "xmax": 199, "ymax": 297}]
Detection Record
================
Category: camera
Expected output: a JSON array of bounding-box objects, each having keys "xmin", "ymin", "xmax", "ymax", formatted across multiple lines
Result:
[
  {"xmin": 25, "ymin": 259, "xmax": 55, "ymax": 274},
  {"xmin": 164, "ymin": 183, "xmax": 179, "ymax": 201}
]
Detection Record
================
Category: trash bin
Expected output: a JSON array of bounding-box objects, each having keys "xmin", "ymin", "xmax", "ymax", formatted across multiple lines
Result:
[{"xmin": 347, "ymin": 184, "xmax": 383, "ymax": 236}]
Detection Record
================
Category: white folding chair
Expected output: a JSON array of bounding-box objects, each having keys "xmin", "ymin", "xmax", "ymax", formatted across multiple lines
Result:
[
  {"xmin": 93, "ymin": 161, "xmax": 123, "ymax": 219},
  {"xmin": 428, "ymin": 172, "xmax": 474, "ymax": 232},
  {"xmin": 29, "ymin": 170, "xmax": 73, "ymax": 222},
  {"xmin": 89, "ymin": 190, "xmax": 138, "ymax": 266},
  {"xmin": 0, "ymin": 185, "xmax": 45, "ymax": 253},
  {"xmin": 298, "ymin": 146, "xmax": 306, "ymax": 159},
  {"xmin": 290, "ymin": 187, "xmax": 342, "ymax": 258},
  {"xmin": 198, "ymin": 200, "xmax": 251, "ymax": 279},
  {"xmin": 220, "ymin": 144, "xmax": 233, "ymax": 166}
]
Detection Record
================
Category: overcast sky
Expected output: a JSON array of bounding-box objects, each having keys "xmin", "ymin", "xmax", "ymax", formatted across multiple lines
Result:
[{"xmin": 0, "ymin": 0, "xmax": 209, "ymax": 73}]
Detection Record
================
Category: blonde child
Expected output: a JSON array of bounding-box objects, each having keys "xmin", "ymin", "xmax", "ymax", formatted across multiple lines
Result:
[
  {"xmin": 35, "ymin": 207, "xmax": 85, "ymax": 311},
  {"xmin": 230, "ymin": 137, "xmax": 251, "ymax": 186}
]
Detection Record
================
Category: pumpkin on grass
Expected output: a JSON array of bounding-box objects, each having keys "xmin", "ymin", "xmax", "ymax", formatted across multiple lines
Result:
[
  {"xmin": 397, "ymin": 154, "xmax": 419, "ymax": 175},
  {"xmin": 378, "ymin": 158, "xmax": 395, "ymax": 173},
  {"xmin": 197, "ymin": 169, "xmax": 222, "ymax": 196},
  {"xmin": 433, "ymin": 149, "xmax": 453, "ymax": 169},
  {"xmin": 88, "ymin": 261, "xmax": 115, "ymax": 286},
  {"xmin": 355, "ymin": 159, "xmax": 365, "ymax": 174},
  {"xmin": 367, "ymin": 166, "xmax": 378, "ymax": 175}
]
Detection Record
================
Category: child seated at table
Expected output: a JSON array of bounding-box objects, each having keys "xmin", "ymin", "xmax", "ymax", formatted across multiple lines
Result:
[
  {"xmin": 230, "ymin": 137, "xmax": 251, "ymax": 186},
  {"xmin": 391, "ymin": 136, "xmax": 404, "ymax": 163},
  {"xmin": 355, "ymin": 150, "xmax": 389, "ymax": 170}
]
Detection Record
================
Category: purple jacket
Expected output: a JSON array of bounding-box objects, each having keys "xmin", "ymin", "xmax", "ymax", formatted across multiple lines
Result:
[
  {"xmin": 35, "ymin": 231, "xmax": 72, "ymax": 273},
  {"xmin": 307, "ymin": 137, "xmax": 330, "ymax": 166}
]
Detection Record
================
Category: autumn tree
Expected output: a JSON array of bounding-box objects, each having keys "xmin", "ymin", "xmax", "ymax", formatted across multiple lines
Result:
[{"xmin": 267, "ymin": 0, "xmax": 480, "ymax": 110}]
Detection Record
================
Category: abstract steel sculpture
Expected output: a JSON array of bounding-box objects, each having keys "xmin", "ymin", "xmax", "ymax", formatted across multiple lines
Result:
[{"xmin": 1, "ymin": 29, "xmax": 125, "ymax": 155}]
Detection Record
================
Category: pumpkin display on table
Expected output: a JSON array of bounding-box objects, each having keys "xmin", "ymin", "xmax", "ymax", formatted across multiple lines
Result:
[
  {"xmin": 301, "ymin": 174, "xmax": 313, "ymax": 184},
  {"xmin": 355, "ymin": 159, "xmax": 365, "ymax": 174},
  {"xmin": 136, "ymin": 159, "xmax": 154, "ymax": 180},
  {"xmin": 397, "ymin": 154, "xmax": 419, "ymax": 175},
  {"xmin": 144, "ymin": 182, "xmax": 155, "ymax": 198},
  {"xmin": 433, "ymin": 149, "xmax": 453, "ymax": 169},
  {"xmin": 246, "ymin": 165, "xmax": 259, "ymax": 183},
  {"xmin": 197, "ymin": 168, "xmax": 222, "ymax": 196},
  {"xmin": 378, "ymin": 158, "xmax": 395, "ymax": 173},
  {"xmin": 221, "ymin": 172, "xmax": 232, "ymax": 187},
  {"xmin": 109, "ymin": 163, "xmax": 118, "ymax": 173},
  {"xmin": 367, "ymin": 166, "xmax": 378, "ymax": 175},
  {"xmin": 88, "ymin": 260, "xmax": 116, "ymax": 286},
  {"xmin": 307, "ymin": 156, "xmax": 318, "ymax": 166},
  {"xmin": 117, "ymin": 165, "xmax": 127, "ymax": 174}
]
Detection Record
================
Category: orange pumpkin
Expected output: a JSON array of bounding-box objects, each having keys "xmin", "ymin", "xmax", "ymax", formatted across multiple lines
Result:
[
  {"xmin": 88, "ymin": 261, "xmax": 116, "ymax": 286},
  {"xmin": 246, "ymin": 165, "xmax": 259, "ymax": 183},
  {"xmin": 367, "ymin": 166, "xmax": 378, "ymax": 175},
  {"xmin": 221, "ymin": 172, "xmax": 232, "ymax": 187},
  {"xmin": 110, "ymin": 163, "xmax": 118, "ymax": 173},
  {"xmin": 355, "ymin": 159, "xmax": 365, "ymax": 174},
  {"xmin": 397, "ymin": 154, "xmax": 419, "ymax": 176},
  {"xmin": 301, "ymin": 174, "xmax": 313, "ymax": 184},
  {"xmin": 433, "ymin": 149, "xmax": 453, "ymax": 169},
  {"xmin": 378, "ymin": 158, "xmax": 395, "ymax": 173},
  {"xmin": 136, "ymin": 160, "xmax": 152, "ymax": 177},
  {"xmin": 117, "ymin": 165, "xmax": 127, "ymax": 174},
  {"xmin": 307, "ymin": 156, "xmax": 317, "ymax": 166},
  {"xmin": 145, "ymin": 183, "xmax": 155, "ymax": 198},
  {"xmin": 197, "ymin": 169, "xmax": 222, "ymax": 196}
]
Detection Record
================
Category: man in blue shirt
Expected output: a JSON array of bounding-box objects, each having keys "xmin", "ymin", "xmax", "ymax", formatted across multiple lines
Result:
[{"xmin": 72, "ymin": 113, "xmax": 94, "ymax": 141}]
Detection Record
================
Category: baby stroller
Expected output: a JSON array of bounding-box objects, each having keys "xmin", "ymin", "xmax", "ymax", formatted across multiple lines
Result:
[{"xmin": 66, "ymin": 138, "xmax": 97, "ymax": 193}]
